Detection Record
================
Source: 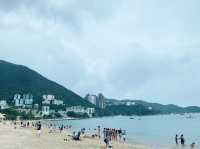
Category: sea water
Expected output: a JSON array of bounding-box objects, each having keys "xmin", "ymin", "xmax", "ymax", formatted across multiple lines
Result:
[{"xmin": 44, "ymin": 113, "xmax": 200, "ymax": 149}]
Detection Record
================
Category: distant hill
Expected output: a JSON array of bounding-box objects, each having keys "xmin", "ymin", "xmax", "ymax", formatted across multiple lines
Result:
[
  {"xmin": 106, "ymin": 99, "xmax": 200, "ymax": 114},
  {"xmin": 0, "ymin": 60, "xmax": 92, "ymax": 107}
]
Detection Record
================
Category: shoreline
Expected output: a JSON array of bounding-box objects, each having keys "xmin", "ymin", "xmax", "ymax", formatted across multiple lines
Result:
[{"xmin": 30, "ymin": 112, "xmax": 200, "ymax": 121}]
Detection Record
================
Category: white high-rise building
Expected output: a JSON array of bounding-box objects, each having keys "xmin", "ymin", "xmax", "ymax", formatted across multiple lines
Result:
[
  {"xmin": 85, "ymin": 94, "xmax": 97, "ymax": 105},
  {"xmin": 97, "ymin": 93, "xmax": 105, "ymax": 109},
  {"xmin": 85, "ymin": 93, "xmax": 106, "ymax": 109}
]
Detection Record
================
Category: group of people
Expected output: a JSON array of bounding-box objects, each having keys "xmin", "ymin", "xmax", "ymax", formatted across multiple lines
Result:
[
  {"xmin": 103, "ymin": 128, "xmax": 126, "ymax": 148},
  {"xmin": 11, "ymin": 120, "xmax": 128, "ymax": 148},
  {"xmin": 175, "ymin": 134, "xmax": 185, "ymax": 145},
  {"xmin": 103, "ymin": 128, "xmax": 126, "ymax": 142},
  {"xmin": 8, "ymin": 120, "xmax": 200, "ymax": 148},
  {"xmin": 175, "ymin": 134, "xmax": 196, "ymax": 148},
  {"xmin": 13, "ymin": 120, "xmax": 36, "ymax": 129},
  {"xmin": 11, "ymin": 120, "xmax": 42, "ymax": 137},
  {"xmin": 44, "ymin": 122, "xmax": 72, "ymax": 134}
]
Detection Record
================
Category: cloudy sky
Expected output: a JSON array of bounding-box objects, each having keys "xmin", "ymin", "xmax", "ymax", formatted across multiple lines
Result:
[{"xmin": 0, "ymin": 0, "xmax": 200, "ymax": 106}]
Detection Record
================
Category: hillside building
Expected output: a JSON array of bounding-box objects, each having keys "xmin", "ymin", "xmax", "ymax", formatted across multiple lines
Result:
[
  {"xmin": 66, "ymin": 106, "xmax": 95, "ymax": 118},
  {"xmin": 23, "ymin": 94, "xmax": 33, "ymax": 105},
  {"xmin": 42, "ymin": 94, "xmax": 63, "ymax": 105},
  {"xmin": 42, "ymin": 105, "xmax": 50, "ymax": 116},
  {"xmin": 52, "ymin": 99, "xmax": 64, "ymax": 105},
  {"xmin": 0, "ymin": 100, "xmax": 8, "ymax": 110},
  {"xmin": 13, "ymin": 94, "xmax": 33, "ymax": 108},
  {"xmin": 43, "ymin": 95, "xmax": 55, "ymax": 101},
  {"xmin": 14, "ymin": 94, "xmax": 23, "ymax": 107}
]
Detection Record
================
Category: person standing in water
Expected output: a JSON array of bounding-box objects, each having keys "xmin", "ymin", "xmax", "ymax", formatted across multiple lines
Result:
[
  {"xmin": 175, "ymin": 134, "xmax": 178, "ymax": 144},
  {"xmin": 180, "ymin": 134, "xmax": 185, "ymax": 145}
]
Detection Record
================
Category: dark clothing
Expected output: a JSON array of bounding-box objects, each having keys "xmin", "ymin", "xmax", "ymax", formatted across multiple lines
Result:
[
  {"xmin": 37, "ymin": 123, "xmax": 42, "ymax": 130},
  {"xmin": 181, "ymin": 137, "xmax": 185, "ymax": 145},
  {"xmin": 73, "ymin": 131, "xmax": 81, "ymax": 141},
  {"xmin": 175, "ymin": 136, "xmax": 178, "ymax": 144},
  {"xmin": 104, "ymin": 137, "xmax": 109, "ymax": 147}
]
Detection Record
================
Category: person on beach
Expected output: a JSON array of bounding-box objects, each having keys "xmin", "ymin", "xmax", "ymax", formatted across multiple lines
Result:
[
  {"xmin": 175, "ymin": 134, "xmax": 178, "ymax": 144},
  {"xmin": 103, "ymin": 128, "xmax": 106, "ymax": 139},
  {"xmin": 37, "ymin": 121, "xmax": 42, "ymax": 137},
  {"xmin": 180, "ymin": 134, "xmax": 185, "ymax": 145},
  {"xmin": 72, "ymin": 131, "xmax": 76, "ymax": 138},
  {"xmin": 59, "ymin": 125, "xmax": 64, "ymax": 133},
  {"xmin": 14, "ymin": 121, "xmax": 17, "ymax": 129},
  {"xmin": 98, "ymin": 125, "xmax": 101, "ymax": 139},
  {"xmin": 122, "ymin": 130, "xmax": 126, "ymax": 143},
  {"xmin": 104, "ymin": 136, "xmax": 109, "ymax": 148},
  {"xmin": 118, "ymin": 128, "xmax": 122, "ymax": 143},
  {"xmin": 191, "ymin": 142, "xmax": 196, "ymax": 148},
  {"xmin": 72, "ymin": 131, "xmax": 81, "ymax": 141},
  {"xmin": 49, "ymin": 124, "xmax": 53, "ymax": 133},
  {"xmin": 21, "ymin": 121, "xmax": 23, "ymax": 127}
]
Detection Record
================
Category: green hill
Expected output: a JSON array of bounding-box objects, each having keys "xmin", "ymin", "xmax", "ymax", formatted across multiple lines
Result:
[
  {"xmin": 106, "ymin": 99, "xmax": 200, "ymax": 115},
  {"xmin": 0, "ymin": 60, "xmax": 92, "ymax": 107}
]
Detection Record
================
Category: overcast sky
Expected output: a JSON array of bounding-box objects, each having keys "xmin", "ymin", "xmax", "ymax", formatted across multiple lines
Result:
[{"xmin": 0, "ymin": 0, "xmax": 200, "ymax": 106}]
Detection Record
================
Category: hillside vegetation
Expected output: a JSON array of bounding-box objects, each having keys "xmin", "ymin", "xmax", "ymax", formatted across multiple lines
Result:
[{"xmin": 0, "ymin": 60, "xmax": 92, "ymax": 107}]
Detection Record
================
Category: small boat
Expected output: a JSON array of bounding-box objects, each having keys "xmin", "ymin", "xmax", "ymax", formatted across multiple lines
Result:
[
  {"xmin": 129, "ymin": 117, "xmax": 135, "ymax": 119},
  {"xmin": 186, "ymin": 115, "xmax": 193, "ymax": 119}
]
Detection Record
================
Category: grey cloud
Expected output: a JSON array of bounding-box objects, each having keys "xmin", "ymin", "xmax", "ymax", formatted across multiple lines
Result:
[
  {"xmin": 0, "ymin": 0, "xmax": 200, "ymax": 106},
  {"xmin": 0, "ymin": 0, "xmax": 117, "ymax": 32}
]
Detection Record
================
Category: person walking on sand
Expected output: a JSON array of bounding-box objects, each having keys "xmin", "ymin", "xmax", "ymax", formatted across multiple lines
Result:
[
  {"xmin": 37, "ymin": 121, "xmax": 42, "ymax": 137},
  {"xmin": 97, "ymin": 125, "xmax": 101, "ymax": 139}
]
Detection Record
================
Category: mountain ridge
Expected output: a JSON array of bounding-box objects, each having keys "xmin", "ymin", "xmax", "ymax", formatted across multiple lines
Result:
[
  {"xmin": 0, "ymin": 60, "xmax": 92, "ymax": 107},
  {"xmin": 106, "ymin": 98, "xmax": 200, "ymax": 114}
]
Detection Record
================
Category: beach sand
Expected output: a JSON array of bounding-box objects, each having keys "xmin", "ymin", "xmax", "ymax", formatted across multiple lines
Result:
[{"xmin": 0, "ymin": 122, "xmax": 151, "ymax": 149}]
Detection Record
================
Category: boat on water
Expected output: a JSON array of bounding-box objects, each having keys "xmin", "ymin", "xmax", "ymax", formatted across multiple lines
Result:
[
  {"xmin": 129, "ymin": 117, "xmax": 135, "ymax": 119},
  {"xmin": 186, "ymin": 115, "xmax": 194, "ymax": 119}
]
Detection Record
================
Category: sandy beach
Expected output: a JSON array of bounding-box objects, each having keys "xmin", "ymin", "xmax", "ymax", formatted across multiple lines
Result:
[{"xmin": 0, "ymin": 122, "xmax": 151, "ymax": 149}]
